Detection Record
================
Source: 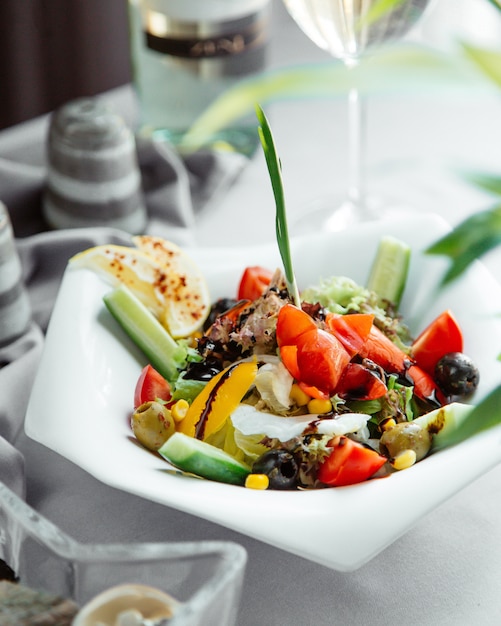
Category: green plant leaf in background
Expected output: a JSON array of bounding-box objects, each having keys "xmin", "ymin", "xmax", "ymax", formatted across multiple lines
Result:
[
  {"xmin": 178, "ymin": 44, "xmax": 485, "ymax": 152},
  {"xmin": 463, "ymin": 171, "xmax": 501, "ymax": 196},
  {"xmin": 425, "ymin": 42, "xmax": 501, "ymax": 287},
  {"xmin": 425, "ymin": 0, "xmax": 501, "ymax": 287},
  {"xmin": 486, "ymin": 0, "xmax": 501, "ymax": 13},
  {"xmin": 426, "ymin": 204, "xmax": 501, "ymax": 285},
  {"xmin": 461, "ymin": 42, "xmax": 501, "ymax": 87}
]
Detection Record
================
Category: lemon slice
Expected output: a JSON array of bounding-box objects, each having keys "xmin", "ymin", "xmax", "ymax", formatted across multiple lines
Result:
[
  {"xmin": 70, "ymin": 239, "xmax": 210, "ymax": 338},
  {"xmin": 133, "ymin": 236, "xmax": 211, "ymax": 337}
]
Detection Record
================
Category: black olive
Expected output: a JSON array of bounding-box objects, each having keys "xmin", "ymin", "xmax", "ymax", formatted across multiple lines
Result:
[
  {"xmin": 252, "ymin": 449, "xmax": 299, "ymax": 490},
  {"xmin": 435, "ymin": 352, "xmax": 480, "ymax": 397}
]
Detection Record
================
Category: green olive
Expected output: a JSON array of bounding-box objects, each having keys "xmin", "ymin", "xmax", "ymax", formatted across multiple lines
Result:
[
  {"xmin": 131, "ymin": 401, "xmax": 175, "ymax": 451},
  {"xmin": 380, "ymin": 421, "xmax": 432, "ymax": 462}
]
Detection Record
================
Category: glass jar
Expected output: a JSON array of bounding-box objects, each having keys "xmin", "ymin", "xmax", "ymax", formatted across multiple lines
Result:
[{"xmin": 128, "ymin": 0, "xmax": 271, "ymax": 156}]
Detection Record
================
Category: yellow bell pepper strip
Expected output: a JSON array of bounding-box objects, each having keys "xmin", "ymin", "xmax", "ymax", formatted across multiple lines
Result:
[{"xmin": 178, "ymin": 360, "xmax": 258, "ymax": 441}]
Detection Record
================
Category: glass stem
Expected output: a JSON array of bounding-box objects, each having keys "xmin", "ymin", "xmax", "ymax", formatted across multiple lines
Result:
[{"xmin": 346, "ymin": 75, "xmax": 367, "ymax": 212}]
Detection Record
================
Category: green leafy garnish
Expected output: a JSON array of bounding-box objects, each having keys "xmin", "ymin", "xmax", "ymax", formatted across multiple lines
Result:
[
  {"xmin": 256, "ymin": 104, "xmax": 301, "ymax": 307},
  {"xmin": 426, "ymin": 204, "xmax": 501, "ymax": 285}
]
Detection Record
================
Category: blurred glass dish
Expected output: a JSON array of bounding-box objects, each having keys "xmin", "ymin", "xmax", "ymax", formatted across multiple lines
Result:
[{"xmin": 0, "ymin": 481, "xmax": 246, "ymax": 625}]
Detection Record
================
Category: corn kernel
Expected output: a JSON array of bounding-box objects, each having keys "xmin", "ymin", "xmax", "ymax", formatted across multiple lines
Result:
[
  {"xmin": 307, "ymin": 398, "xmax": 332, "ymax": 415},
  {"xmin": 379, "ymin": 417, "xmax": 397, "ymax": 433},
  {"xmin": 171, "ymin": 399, "xmax": 190, "ymax": 423},
  {"xmin": 391, "ymin": 449, "xmax": 417, "ymax": 471},
  {"xmin": 290, "ymin": 383, "xmax": 311, "ymax": 407},
  {"xmin": 245, "ymin": 473, "xmax": 269, "ymax": 490}
]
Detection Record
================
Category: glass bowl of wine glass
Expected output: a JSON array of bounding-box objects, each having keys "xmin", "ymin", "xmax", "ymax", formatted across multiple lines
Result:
[{"xmin": 281, "ymin": 0, "xmax": 434, "ymax": 231}]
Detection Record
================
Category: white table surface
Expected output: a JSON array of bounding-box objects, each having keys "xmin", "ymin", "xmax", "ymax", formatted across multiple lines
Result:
[{"xmin": 6, "ymin": 1, "xmax": 501, "ymax": 624}]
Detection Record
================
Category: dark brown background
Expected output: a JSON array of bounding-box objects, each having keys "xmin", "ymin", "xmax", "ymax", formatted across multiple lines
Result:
[{"xmin": 0, "ymin": 0, "xmax": 132, "ymax": 130}]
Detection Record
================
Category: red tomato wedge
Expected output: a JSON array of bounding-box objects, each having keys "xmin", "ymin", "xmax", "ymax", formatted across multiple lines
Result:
[
  {"xmin": 237, "ymin": 266, "xmax": 274, "ymax": 301},
  {"xmin": 326, "ymin": 313, "xmax": 375, "ymax": 357},
  {"xmin": 276, "ymin": 304, "xmax": 317, "ymax": 347},
  {"xmin": 411, "ymin": 310, "xmax": 463, "ymax": 376},
  {"xmin": 407, "ymin": 364, "xmax": 446, "ymax": 405},
  {"xmin": 318, "ymin": 436, "xmax": 387, "ymax": 487},
  {"xmin": 336, "ymin": 362, "xmax": 387, "ymax": 400},
  {"xmin": 358, "ymin": 326, "xmax": 410, "ymax": 374},
  {"xmin": 296, "ymin": 328, "xmax": 351, "ymax": 395},
  {"xmin": 134, "ymin": 364, "xmax": 171, "ymax": 408},
  {"xmin": 280, "ymin": 343, "xmax": 340, "ymax": 400}
]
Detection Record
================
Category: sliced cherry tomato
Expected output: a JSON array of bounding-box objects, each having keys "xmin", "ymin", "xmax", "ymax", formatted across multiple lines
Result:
[
  {"xmin": 318, "ymin": 436, "xmax": 387, "ymax": 487},
  {"xmin": 407, "ymin": 364, "xmax": 446, "ymax": 406},
  {"xmin": 325, "ymin": 313, "xmax": 375, "ymax": 357},
  {"xmin": 237, "ymin": 266, "xmax": 274, "ymax": 301},
  {"xmin": 411, "ymin": 310, "xmax": 463, "ymax": 376},
  {"xmin": 134, "ymin": 364, "xmax": 171, "ymax": 408},
  {"xmin": 276, "ymin": 304, "xmax": 317, "ymax": 347},
  {"xmin": 358, "ymin": 326, "xmax": 410, "ymax": 374},
  {"xmin": 296, "ymin": 328, "xmax": 351, "ymax": 395},
  {"xmin": 336, "ymin": 362, "xmax": 387, "ymax": 400}
]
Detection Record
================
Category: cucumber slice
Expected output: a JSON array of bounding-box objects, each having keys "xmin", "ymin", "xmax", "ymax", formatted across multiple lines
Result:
[
  {"xmin": 366, "ymin": 236, "xmax": 411, "ymax": 308},
  {"xmin": 159, "ymin": 432, "xmax": 251, "ymax": 486},
  {"xmin": 103, "ymin": 284, "xmax": 186, "ymax": 384}
]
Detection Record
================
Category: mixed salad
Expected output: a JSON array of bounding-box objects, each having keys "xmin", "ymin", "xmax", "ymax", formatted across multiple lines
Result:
[
  {"xmin": 69, "ymin": 108, "xmax": 488, "ymax": 491},
  {"xmin": 76, "ymin": 233, "xmax": 480, "ymax": 491}
]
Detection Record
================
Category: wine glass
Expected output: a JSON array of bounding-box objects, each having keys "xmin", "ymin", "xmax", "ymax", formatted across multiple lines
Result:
[{"xmin": 282, "ymin": 0, "xmax": 433, "ymax": 231}]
